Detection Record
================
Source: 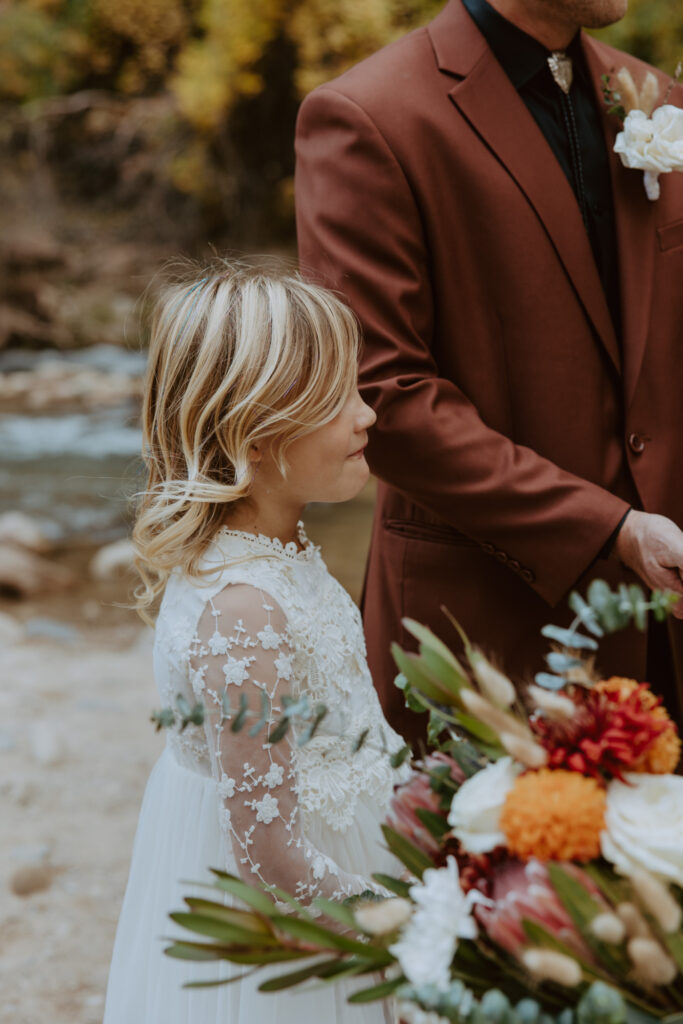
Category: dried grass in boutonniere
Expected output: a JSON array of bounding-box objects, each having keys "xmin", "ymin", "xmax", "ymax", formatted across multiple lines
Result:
[{"xmin": 603, "ymin": 62, "xmax": 683, "ymax": 200}]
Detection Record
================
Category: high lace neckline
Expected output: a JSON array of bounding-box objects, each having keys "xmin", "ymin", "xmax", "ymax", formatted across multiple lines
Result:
[{"xmin": 213, "ymin": 519, "xmax": 318, "ymax": 563}]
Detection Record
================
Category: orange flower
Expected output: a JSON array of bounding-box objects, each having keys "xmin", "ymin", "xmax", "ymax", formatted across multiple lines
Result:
[
  {"xmin": 596, "ymin": 678, "xmax": 681, "ymax": 775},
  {"xmin": 500, "ymin": 770, "xmax": 605, "ymax": 862}
]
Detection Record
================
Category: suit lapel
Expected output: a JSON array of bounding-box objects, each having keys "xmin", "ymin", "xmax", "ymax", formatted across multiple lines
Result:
[
  {"xmin": 583, "ymin": 37, "xmax": 658, "ymax": 407},
  {"xmin": 428, "ymin": 1, "xmax": 622, "ymax": 375}
]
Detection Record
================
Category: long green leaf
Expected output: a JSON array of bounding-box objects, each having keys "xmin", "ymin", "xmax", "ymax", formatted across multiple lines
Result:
[
  {"xmin": 452, "ymin": 709, "xmax": 501, "ymax": 746},
  {"xmin": 271, "ymin": 916, "xmax": 389, "ymax": 960},
  {"xmin": 219, "ymin": 949, "xmax": 310, "ymax": 965},
  {"xmin": 381, "ymin": 824, "xmax": 433, "ymax": 879},
  {"xmin": 415, "ymin": 807, "xmax": 450, "ymax": 839},
  {"xmin": 208, "ymin": 870, "xmax": 277, "ymax": 915},
  {"xmin": 521, "ymin": 919, "xmax": 599, "ymax": 978},
  {"xmin": 402, "ymin": 618, "xmax": 467, "ymax": 671},
  {"xmin": 164, "ymin": 940, "xmax": 228, "ymax": 961},
  {"xmin": 391, "ymin": 645, "xmax": 458, "ymax": 705},
  {"xmin": 170, "ymin": 911, "xmax": 277, "ymax": 946},
  {"xmin": 371, "ymin": 873, "xmax": 412, "ymax": 898},
  {"xmin": 312, "ymin": 898, "xmax": 356, "ymax": 929},
  {"xmin": 182, "ymin": 972, "xmax": 255, "ymax": 989},
  {"xmin": 347, "ymin": 975, "xmax": 405, "ymax": 1003},
  {"xmin": 258, "ymin": 956, "xmax": 345, "ymax": 992},
  {"xmin": 183, "ymin": 897, "xmax": 273, "ymax": 934}
]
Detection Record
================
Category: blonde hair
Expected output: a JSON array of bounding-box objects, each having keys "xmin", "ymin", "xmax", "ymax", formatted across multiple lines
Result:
[{"xmin": 133, "ymin": 257, "xmax": 360, "ymax": 621}]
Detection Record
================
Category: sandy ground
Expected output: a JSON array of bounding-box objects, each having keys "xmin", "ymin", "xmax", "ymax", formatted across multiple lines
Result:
[{"xmin": 0, "ymin": 484, "xmax": 375, "ymax": 1024}]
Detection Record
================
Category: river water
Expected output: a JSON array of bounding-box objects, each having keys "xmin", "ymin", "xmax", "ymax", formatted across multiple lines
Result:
[{"xmin": 0, "ymin": 346, "xmax": 145, "ymax": 542}]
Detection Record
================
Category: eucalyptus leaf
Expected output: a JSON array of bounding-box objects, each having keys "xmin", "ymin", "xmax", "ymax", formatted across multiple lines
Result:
[
  {"xmin": 267, "ymin": 717, "xmax": 290, "ymax": 744},
  {"xmin": 230, "ymin": 692, "xmax": 249, "ymax": 733},
  {"xmin": 545, "ymin": 652, "xmax": 584, "ymax": 673},
  {"xmin": 568, "ymin": 591, "xmax": 604, "ymax": 637},
  {"xmin": 534, "ymin": 672, "xmax": 568, "ymax": 691},
  {"xmin": 352, "ymin": 728, "xmax": 370, "ymax": 753},
  {"xmin": 390, "ymin": 744, "xmax": 412, "ymax": 768},
  {"xmin": 541, "ymin": 625, "xmax": 599, "ymax": 651}
]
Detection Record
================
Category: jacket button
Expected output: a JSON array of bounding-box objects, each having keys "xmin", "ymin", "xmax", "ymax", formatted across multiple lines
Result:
[
  {"xmin": 494, "ymin": 549, "xmax": 508, "ymax": 563},
  {"xmin": 520, "ymin": 568, "xmax": 535, "ymax": 583},
  {"xmin": 628, "ymin": 432, "xmax": 646, "ymax": 454},
  {"xmin": 509, "ymin": 559, "xmax": 521, "ymax": 572},
  {"xmin": 482, "ymin": 542, "xmax": 495, "ymax": 554}
]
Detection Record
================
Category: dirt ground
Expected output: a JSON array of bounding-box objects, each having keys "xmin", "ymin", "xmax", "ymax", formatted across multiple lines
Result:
[{"xmin": 0, "ymin": 483, "xmax": 376, "ymax": 1024}]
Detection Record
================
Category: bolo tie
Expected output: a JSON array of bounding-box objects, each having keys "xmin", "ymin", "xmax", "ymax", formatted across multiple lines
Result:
[{"xmin": 547, "ymin": 51, "xmax": 590, "ymax": 230}]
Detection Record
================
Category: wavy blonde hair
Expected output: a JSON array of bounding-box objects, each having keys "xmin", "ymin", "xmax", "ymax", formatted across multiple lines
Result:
[{"xmin": 133, "ymin": 257, "xmax": 360, "ymax": 621}]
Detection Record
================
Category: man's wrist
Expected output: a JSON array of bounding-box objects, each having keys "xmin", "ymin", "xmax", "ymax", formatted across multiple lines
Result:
[{"xmin": 600, "ymin": 508, "xmax": 632, "ymax": 560}]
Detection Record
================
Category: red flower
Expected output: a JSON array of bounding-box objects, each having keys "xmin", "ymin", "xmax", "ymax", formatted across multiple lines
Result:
[
  {"xmin": 532, "ymin": 683, "xmax": 671, "ymax": 781},
  {"xmin": 387, "ymin": 752, "xmax": 464, "ymax": 859}
]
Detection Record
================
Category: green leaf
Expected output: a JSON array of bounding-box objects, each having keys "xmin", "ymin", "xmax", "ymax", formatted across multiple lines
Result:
[
  {"xmin": 348, "ymin": 975, "xmax": 405, "ymax": 1002},
  {"xmin": 182, "ymin": 897, "xmax": 273, "ymax": 934},
  {"xmin": 170, "ymin": 911, "xmax": 277, "ymax": 945},
  {"xmin": 221, "ymin": 949, "xmax": 310, "ymax": 965},
  {"xmin": 402, "ymin": 618, "xmax": 467, "ymax": 674},
  {"xmin": 391, "ymin": 644, "xmax": 459, "ymax": 705},
  {"xmin": 587, "ymin": 580, "xmax": 630, "ymax": 633},
  {"xmin": 248, "ymin": 688, "xmax": 270, "ymax": 737},
  {"xmin": 182, "ymin": 973, "xmax": 254, "ymax": 988},
  {"xmin": 415, "ymin": 807, "xmax": 450, "ymax": 839},
  {"xmin": 312, "ymin": 897, "xmax": 356, "ymax": 929},
  {"xmin": 535, "ymin": 672, "xmax": 571, "ymax": 691},
  {"xmin": 271, "ymin": 916, "xmax": 390, "ymax": 960},
  {"xmin": 545, "ymin": 864, "xmax": 629, "ymax": 976},
  {"xmin": 663, "ymin": 931, "xmax": 683, "ymax": 974},
  {"xmin": 569, "ymin": 591, "xmax": 604, "ymax": 637},
  {"xmin": 390, "ymin": 744, "xmax": 412, "ymax": 768},
  {"xmin": 150, "ymin": 707, "xmax": 176, "ymax": 731},
  {"xmin": 164, "ymin": 940, "xmax": 228, "ymax": 961},
  {"xmin": 541, "ymin": 625, "xmax": 599, "ymax": 651},
  {"xmin": 352, "ymin": 728, "xmax": 370, "ymax": 752},
  {"xmin": 521, "ymin": 919, "xmax": 597, "ymax": 978},
  {"xmin": 267, "ymin": 717, "xmax": 290, "ymax": 744},
  {"xmin": 371, "ymin": 873, "xmax": 412, "ymax": 897},
  {"xmin": 546, "ymin": 652, "xmax": 584, "ymax": 673},
  {"xmin": 452, "ymin": 708, "xmax": 501, "ymax": 746},
  {"xmin": 381, "ymin": 824, "xmax": 433, "ymax": 879},
  {"xmin": 297, "ymin": 704, "xmax": 328, "ymax": 745},
  {"xmin": 208, "ymin": 870, "xmax": 277, "ymax": 915},
  {"xmin": 231, "ymin": 692, "xmax": 249, "ymax": 733},
  {"xmin": 258, "ymin": 956, "xmax": 345, "ymax": 992}
]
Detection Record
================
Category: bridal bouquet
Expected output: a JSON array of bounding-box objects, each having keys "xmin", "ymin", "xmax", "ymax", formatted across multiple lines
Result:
[{"xmin": 167, "ymin": 581, "xmax": 683, "ymax": 1024}]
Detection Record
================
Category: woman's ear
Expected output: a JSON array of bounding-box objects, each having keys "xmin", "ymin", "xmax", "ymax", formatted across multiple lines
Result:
[{"xmin": 248, "ymin": 443, "xmax": 262, "ymax": 464}]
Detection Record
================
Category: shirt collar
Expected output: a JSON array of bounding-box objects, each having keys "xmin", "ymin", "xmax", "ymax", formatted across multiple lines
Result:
[{"xmin": 462, "ymin": 0, "xmax": 584, "ymax": 91}]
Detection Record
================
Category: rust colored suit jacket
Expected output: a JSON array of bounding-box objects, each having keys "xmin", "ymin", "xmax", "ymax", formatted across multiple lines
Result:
[{"xmin": 295, "ymin": 0, "xmax": 683, "ymax": 742}]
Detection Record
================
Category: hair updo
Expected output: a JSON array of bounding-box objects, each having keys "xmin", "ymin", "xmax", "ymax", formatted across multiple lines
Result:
[{"xmin": 133, "ymin": 257, "xmax": 360, "ymax": 621}]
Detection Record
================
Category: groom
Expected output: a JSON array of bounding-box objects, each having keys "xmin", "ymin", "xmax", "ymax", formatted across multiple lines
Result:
[{"xmin": 295, "ymin": 0, "xmax": 683, "ymax": 741}]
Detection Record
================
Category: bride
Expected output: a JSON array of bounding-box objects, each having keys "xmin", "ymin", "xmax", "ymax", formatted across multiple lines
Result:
[{"xmin": 102, "ymin": 261, "xmax": 409, "ymax": 1023}]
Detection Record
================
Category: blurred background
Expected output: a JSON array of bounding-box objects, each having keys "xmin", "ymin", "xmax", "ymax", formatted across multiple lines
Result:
[{"xmin": 0, "ymin": 1, "xmax": 679, "ymax": 1021}]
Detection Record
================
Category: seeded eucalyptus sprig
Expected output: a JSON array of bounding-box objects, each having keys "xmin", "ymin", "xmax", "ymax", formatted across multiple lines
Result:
[{"xmin": 535, "ymin": 580, "xmax": 679, "ymax": 692}]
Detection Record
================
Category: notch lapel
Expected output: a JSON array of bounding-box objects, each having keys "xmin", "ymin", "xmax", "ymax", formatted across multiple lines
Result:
[
  {"xmin": 583, "ymin": 37, "xmax": 658, "ymax": 408},
  {"xmin": 428, "ymin": 1, "xmax": 622, "ymax": 375}
]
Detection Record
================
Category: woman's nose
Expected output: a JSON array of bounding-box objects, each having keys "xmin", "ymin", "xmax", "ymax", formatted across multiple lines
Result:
[{"xmin": 359, "ymin": 398, "xmax": 377, "ymax": 430}]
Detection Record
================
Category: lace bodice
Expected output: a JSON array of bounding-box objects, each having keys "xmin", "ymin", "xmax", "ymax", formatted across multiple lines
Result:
[{"xmin": 153, "ymin": 522, "xmax": 409, "ymax": 907}]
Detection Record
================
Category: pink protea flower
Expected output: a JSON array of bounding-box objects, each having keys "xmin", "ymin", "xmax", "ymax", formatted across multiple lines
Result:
[
  {"xmin": 475, "ymin": 858, "xmax": 603, "ymax": 960},
  {"xmin": 387, "ymin": 753, "xmax": 465, "ymax": 859}
]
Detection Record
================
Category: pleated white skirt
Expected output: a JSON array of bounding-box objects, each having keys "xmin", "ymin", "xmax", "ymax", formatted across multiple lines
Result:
[{"xmin": 103, "ymin": 744, "xmax": 397, "ymax": 1023}]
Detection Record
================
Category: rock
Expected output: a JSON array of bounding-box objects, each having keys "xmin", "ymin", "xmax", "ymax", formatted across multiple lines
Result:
[
  {"xmin": 0, "ymin": 611, "xmax": 24, "ymax": 645},
  {"xmin": 0, "ymin": 544, "xmax": 75, "ymax": 598},
  {"xmin": 9, "ymin": 864, "xmax": 55, "ymax": 897},
  {"xmin": 0, "ymin": 512, "xmax": 52, "ymax": 553},
  {"xmin": 89, "ymin": 538, "xmax": 137, "ymax": 581},
  {"xmin": 28, "ymin": 721, "xmax": 67, "ymax": 767},
  {"xmin": 25, "ymin": 618, "xmax": 80, "ymax": 644}
]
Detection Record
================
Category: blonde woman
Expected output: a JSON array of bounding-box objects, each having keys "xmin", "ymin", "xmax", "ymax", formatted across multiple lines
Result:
[{"xmin": 103, "ymin": 261, "xmax": 409, "ymax": 1024}]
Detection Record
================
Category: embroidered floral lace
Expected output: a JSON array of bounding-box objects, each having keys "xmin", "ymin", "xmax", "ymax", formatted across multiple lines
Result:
[{"xmin": 155, "ymin": 524, "xmax": 408, "ymax": 909}]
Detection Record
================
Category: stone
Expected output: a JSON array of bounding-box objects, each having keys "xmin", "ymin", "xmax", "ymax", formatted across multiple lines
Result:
[
  {"xmin": 89, "ymin": 538, "xmax": 137, "ymax": 581},
  {"xmin": 0, "ymin": 544, "xmax": 75, "ymax": 598},
  {"xmin": 0, "ymin": 512, "xmax": 52, "ymax": 553},
  {"xmin": 9, "ymin": 864, "xmax": 55, "ymax": 897}
]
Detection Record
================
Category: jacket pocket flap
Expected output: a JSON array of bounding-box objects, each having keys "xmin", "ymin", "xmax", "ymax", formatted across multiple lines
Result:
[{"xmin": 658, "ymin": 217, "xmax": 683, "ymax": 252}]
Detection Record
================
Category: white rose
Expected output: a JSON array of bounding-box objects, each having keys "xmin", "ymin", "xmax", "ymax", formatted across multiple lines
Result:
[
  {"xmin": 614, "ymin": 105, "xmax": 683, "ymax": 199},
  {"xmin": 601, "ymin": 773, "xmax": 683, "ymax": 886},
  {"xmin": 447, "ymin": 756, "xmax": 522, "ymax": 853}
]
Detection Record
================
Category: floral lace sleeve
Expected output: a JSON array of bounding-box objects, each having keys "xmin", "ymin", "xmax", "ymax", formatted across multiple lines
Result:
[{"xmin": 188, "ymin": 582, "xmax": 381, "ymax": 907}]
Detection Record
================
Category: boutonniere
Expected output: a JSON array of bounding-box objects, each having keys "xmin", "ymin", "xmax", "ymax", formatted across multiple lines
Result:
[{"xmin": 602, "ymin": 63, "xmax": 683, "ymax": 201}]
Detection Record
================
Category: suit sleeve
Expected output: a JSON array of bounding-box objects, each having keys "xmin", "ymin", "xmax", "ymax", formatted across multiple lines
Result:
[{"xmin": 294, "ymin": 85, "xmax": 630, "ymax": 607}]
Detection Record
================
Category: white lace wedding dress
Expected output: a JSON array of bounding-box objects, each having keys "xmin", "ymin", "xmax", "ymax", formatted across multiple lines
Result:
[{"xmin": 103, "ymin": 522, "xmax": 409, "ymax": 1024}]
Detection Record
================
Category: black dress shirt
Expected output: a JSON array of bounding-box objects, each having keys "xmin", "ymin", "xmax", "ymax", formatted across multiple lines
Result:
[{"xmin": 462, "ymin": 0, "xmax": 622, "ymax": 340}]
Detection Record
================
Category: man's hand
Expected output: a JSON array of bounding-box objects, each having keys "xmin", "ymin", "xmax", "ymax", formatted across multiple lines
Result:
[{"xmin": 613, "ymin": 511, "xmax": 683, "ymax": 618}]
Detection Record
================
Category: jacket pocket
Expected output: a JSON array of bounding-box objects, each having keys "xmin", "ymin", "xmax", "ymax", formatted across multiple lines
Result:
[
  {"xmin": 658, "ymin": 218, "xmax": 683, "ymax": 252},
  {"xmin": 383, "ymin": 518, "xmax": 477, "ymax": 547}
]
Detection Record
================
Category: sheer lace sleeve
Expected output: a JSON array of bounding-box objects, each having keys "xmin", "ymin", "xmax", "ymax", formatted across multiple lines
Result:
[{"xmin": 188, "ymin": 583, "xmax": 381, "ymax": 907}]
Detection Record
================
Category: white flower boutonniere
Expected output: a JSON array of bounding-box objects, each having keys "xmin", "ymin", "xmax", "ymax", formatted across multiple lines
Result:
[{"xmin": 606, "ymin": 64, "xmax": 683, "ymax": 200}]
